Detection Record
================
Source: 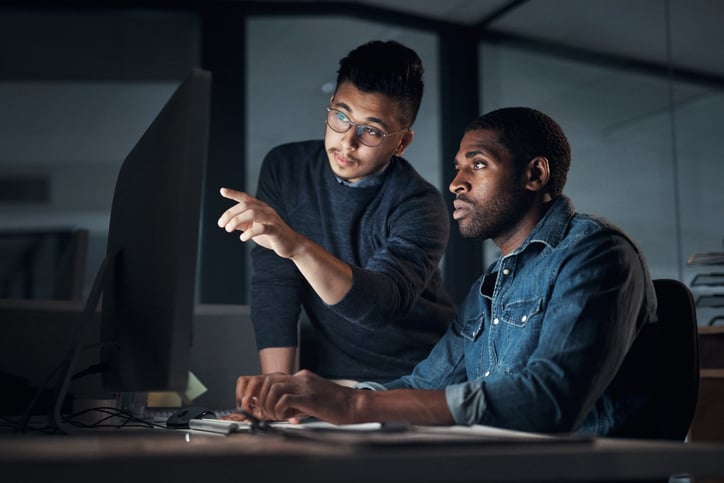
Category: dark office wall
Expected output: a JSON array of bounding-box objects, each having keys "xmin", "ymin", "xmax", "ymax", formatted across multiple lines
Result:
[
  {"xmin": 198, "ymin": 4, "xmax": 248, "ymax": 304},
  {"xmin": 438, "ymin": 28, "xmax": 483, "ymax": 302}
]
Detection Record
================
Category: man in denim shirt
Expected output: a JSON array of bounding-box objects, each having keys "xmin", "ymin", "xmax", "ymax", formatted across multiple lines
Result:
[{"xmin": 233, "ymin": 107, "xmax": 657, "ymax": 436}]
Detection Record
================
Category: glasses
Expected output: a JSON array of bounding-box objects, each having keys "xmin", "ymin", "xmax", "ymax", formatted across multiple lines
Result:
[{"xmin": 325, "ymin": 107, "xmax": 407, "ymax": 147}]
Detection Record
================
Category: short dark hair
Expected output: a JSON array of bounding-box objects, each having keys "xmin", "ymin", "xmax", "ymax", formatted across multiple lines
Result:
[
  {"xmin": 466, "ymin": 107, "xmax": 571, "ymax": 198},
  {"xmin": 336, "ymin": 40, "xmax": 424, "ymax": 127}
]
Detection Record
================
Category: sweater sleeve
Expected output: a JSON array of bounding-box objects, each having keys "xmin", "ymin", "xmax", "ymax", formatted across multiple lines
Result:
[
  {"xmin": 250, "ymin": 147, "xmax": 305, "ymax": 349},
  {"xmin": 328, "ymin": 170, "xmax": 452, "ymax": 328}
]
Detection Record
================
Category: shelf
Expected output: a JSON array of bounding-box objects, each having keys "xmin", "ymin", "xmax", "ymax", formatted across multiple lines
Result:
[
  {"xmin": 688, "ymin": 252, "xmax": 724, "ymax": 265},
  {"xmin": 692, "ymin": 273, "xmax": 724, "ymax": 286}
]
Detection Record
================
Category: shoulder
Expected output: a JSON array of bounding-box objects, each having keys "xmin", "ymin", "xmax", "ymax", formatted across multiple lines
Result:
[
  {"xmin": 547, "ymin": 212, "xmax": 651, "ymax": 289},
  {"xmin": 256, "ymin": 140, "xmax": 325, "ymax": 204},
  {"xmin": 384, "ymin": 157, "xmax": 447, "ymax": 207},
  {"xmin": 388, "ymin": 156, "xmax": 433, "ymax": 185},
  {"xmin": 566, "ymin": 212, "xmax": 643, "ymax": 254},
  {"xmin": 538, "ymin": 197, "xmax": 642, "ymax": 256},
  {"xmin": 260, "ymin": 140, "xmax": 325, "ymax": 181},
  {"xmin": 377, "ymin": 159, "xmax": 449, "ymax": 225}
]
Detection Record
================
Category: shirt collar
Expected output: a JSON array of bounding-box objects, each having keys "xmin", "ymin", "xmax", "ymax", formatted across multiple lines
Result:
[{"xmin": 509, "ymin": 194, "xmax": 576, "ymax": 256}]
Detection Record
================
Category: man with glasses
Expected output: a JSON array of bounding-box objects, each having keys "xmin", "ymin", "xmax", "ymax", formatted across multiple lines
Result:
[{"xmin": 218, "ymin": 40, "xmax": 455, "ymax": 384}]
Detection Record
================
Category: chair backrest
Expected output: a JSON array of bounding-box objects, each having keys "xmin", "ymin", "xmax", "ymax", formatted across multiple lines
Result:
[{"xmin": 614, "ymin": 278, "xmax": 700, "ymax": 440}]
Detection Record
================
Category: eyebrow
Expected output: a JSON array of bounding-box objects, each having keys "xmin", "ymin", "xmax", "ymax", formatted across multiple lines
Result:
[
  {"xmin": 465, "ymin": 148, "xmax": 491, "ymax": 159},
  {"xmin": 332, "ymin": 101, "xmax": 389, "ymax": 130}
]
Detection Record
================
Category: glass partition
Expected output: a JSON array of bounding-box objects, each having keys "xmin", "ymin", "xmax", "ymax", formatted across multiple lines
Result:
[{"xmin": 478, "ymin": 0, "xmax": 724, "ymax": 325}]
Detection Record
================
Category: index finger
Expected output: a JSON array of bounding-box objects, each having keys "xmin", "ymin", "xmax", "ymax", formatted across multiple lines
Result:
[{"xmin": 219, "ymin": 187, "xmax": 252, "ymax": 203}]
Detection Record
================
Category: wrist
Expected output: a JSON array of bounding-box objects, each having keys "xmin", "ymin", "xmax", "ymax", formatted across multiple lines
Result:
[
  {"xmin": 287, "ymin": 233, "xmax": 312, "ymax": 261},
  {"xmin": 351, "ymin": 386, "xmax": 373, "ymax": 423}
]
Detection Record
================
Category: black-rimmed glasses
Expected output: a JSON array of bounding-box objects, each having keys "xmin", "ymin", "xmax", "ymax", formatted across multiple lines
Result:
[{"xmin": 325, "ymin": 107, "xmax": 407, "ymax": 147}]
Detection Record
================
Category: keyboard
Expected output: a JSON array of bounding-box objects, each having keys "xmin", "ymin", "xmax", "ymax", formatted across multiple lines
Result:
[
  {"xmin": 187, "ymin": 418, "xmax": 252, "ymax": 434},
  {"xmin": 187, "ymin": 418, "xmax": 382, "ymax": 435}
]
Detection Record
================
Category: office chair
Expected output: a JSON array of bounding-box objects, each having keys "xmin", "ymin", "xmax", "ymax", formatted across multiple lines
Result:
[{"xmin": 612, "ymin": 278, "xmax": 700, "ymax": 440}]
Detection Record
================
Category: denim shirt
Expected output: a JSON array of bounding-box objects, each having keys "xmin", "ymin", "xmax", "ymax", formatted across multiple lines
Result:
[{"xmin": 375, "ymin": 196, "xmax": 657, "ymax": 435}]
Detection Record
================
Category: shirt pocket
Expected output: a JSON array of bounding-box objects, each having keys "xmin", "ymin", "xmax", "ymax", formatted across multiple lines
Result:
[
  {"xmin": 501, "ymin": 297, "xmax": 543, "ymax": 328},
  {"xmin": 458, "ymin": 312, "xmax": 485, "ymax": 341},
  {"xmin": 497, "ymin": 297, "xmax": 544, "ymax": 372}
]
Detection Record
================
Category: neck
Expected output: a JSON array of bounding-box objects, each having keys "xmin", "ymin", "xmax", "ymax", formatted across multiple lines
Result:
[{"xmin": 495, "ymin": 195, "xmax": 554, "ymax": 256}]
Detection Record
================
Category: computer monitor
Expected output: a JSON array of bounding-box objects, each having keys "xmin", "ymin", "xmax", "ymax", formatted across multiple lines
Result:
[{"xmin": 99, "ymin": 68, "xmax": 211, "ymax": 393}]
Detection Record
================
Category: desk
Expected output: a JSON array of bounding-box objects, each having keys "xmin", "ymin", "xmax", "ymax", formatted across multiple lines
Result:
[{"xmin": 2, "ymin": 429, "xmax": 724, "ymax": 483}]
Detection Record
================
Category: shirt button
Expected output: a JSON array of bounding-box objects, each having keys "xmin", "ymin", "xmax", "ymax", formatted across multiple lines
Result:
[
  {"xmin": 493, "ymin": 318, "xmax": 499, "ymax": 325},
  {"xmin": 502, "ymin": 268, "xmax": 510, "ymax": 275},
  {"xmin": 484, "ymin": 370, "xmax": 491, "ymax": 377},
  {"xmin": 521, "ymin": 315, "xmax": 528, "ymax": 322}
]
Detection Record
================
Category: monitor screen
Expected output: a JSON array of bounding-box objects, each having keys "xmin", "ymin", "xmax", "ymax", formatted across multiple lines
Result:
[{"xmin": 100, "ymin": 68, "xmax": 211, "ymax": 393}]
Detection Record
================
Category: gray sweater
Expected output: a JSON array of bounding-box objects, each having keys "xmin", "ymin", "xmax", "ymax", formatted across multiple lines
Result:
[{"xmin": 251, "ymin": 140, "xmax": 455, "ymax": 382}]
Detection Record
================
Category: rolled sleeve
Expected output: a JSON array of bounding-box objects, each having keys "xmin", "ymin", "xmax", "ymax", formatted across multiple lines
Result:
[{"xmin": 447, "ymin": 382, "xmax": 491, "ymax": 427}]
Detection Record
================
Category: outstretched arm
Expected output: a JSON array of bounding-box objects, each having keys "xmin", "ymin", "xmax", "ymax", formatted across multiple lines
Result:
[{"xmin": 218, "ymin": 187, "xmax": 353, "ymax": 305}]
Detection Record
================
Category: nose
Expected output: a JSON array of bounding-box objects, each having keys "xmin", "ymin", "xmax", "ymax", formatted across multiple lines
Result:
[
  {"xmin": 339, "ymin": 126, "xmax": 360, "ymax": 150},
  {"xmin": 449, "ymin": 170, "xmax": 469, "ymax": 195}
]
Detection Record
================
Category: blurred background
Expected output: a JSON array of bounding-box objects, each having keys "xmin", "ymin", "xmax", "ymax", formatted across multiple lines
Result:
[{"xmin": 0, "ymin": 0, "xmax": 722, "ymax": 327}]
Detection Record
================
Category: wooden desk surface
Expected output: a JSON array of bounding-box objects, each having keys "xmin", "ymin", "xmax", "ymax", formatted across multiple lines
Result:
[{"xmin": 2, "ymin": 428, "xmax": 724, "ymax": 483}]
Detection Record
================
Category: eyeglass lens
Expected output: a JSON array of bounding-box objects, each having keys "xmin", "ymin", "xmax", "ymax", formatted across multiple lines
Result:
[{"xmin": 326, "ymin": 108, "xmax": 386, "ymax": 147}]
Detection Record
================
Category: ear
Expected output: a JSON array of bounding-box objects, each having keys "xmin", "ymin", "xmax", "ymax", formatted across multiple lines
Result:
[
  {"xmin": 394, "ymin": 130, "xmax": 415, "ymax": 157},
  {"xmin": 524, "ymin": 156, "xmax": 550, "ymax": 193}
]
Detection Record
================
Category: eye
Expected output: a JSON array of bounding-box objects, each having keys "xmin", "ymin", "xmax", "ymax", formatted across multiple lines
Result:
[
  {"xmin": 472, "ymin": 161, "xmax": 486, "ymax": 170},
  {"xmin": 335, "ymin": 111, "xmax": 350, "ymax": 123},
  {"xmin": 363, "ymin": 126, "xmax": 384, "ymax": 138}
]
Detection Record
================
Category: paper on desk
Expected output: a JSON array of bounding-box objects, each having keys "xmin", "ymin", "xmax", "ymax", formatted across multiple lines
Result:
[
  {"xmin": 274, "ymin": 421, "xmax": 384, "ymax": 431},
  {"xmin": 268, "ymin": 421, "xmax": 584, "ymax": 445},
  {"xmin": 417, "ymin": 424, "xmax": 555, "ymax": 440},
  {"xmin": 280, "ymin": 420, "xmax": 547, "ymax": 438}
]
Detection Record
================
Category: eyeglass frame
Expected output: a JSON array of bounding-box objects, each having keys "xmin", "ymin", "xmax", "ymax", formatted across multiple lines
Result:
[{"xmin": 325, "ymin": 107, "xmax": 409, "ymax": 147}]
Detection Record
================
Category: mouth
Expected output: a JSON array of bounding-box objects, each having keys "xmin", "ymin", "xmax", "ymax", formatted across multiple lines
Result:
[
  {"xmin": 334, "ymin": 151, "xmax": 357, "ymax": 168},
  {"xmin": 452, "ymin": 198, "xmax": 472, "ymax": 220}
]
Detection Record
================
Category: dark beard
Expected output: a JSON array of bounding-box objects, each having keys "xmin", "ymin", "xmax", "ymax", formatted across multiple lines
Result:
[{"xmin": 457, "ymin": 186, "xmax": 533, "ymax": 240}]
